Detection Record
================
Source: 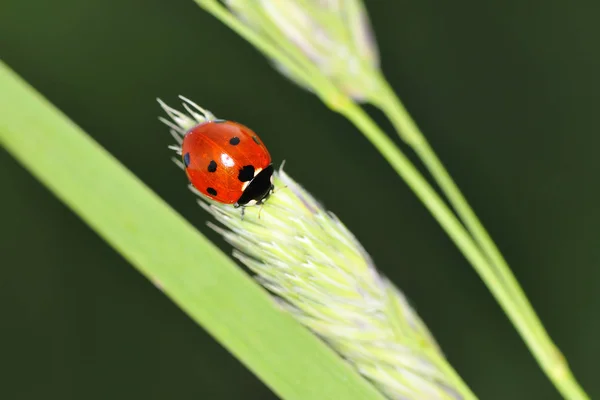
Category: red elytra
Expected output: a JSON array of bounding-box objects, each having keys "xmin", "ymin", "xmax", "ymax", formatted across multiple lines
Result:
[{"xmin": 181, "ymin": 120, "xmax": 274, "ymax": 207}]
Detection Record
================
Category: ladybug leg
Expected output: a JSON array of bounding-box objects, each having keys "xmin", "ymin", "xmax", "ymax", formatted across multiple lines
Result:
[
  {"xmin": 234, "ymin": 202, "xmax": 245, "ymax": 220},
  {"xmin": 271, "ymin": 184, "xmax": 289, "ymax": 196},
  {"xmin": 257, "ymin": 203, "xmax": 265, "ymax": 220}
]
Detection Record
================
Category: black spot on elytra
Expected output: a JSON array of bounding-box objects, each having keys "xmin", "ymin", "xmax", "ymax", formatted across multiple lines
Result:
[
  {"xmin": 238, "ymin": 165, "xmax": 255, "ymax": 182},
  {"xmin": 183, "ymin": 153, "xmax": 191, "ymax": 167},
  {"xmin": 252, "ymin": 136, "xmax": 261, "ymax": 145},
  {"xmin": 207, "ymin": 187, "xmax": 217, "ymax": 196},
  {"xmin": 207, "ymin": 160, "xmax": 217, "ymax": 173},
  {"xmin": 229, "ymin": 137, "xmax": 240, "ymax": 146}
]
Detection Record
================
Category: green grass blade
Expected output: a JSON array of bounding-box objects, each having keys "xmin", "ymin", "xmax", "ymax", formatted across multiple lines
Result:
[{"xmin": 0, "ymin": 62, "xmax": 385, "ymax": 400}]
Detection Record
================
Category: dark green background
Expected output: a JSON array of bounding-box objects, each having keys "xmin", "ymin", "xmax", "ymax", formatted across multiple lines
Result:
[{"xmin": 1, "ymin": 1, "xmax": 598, "ymax": 399}]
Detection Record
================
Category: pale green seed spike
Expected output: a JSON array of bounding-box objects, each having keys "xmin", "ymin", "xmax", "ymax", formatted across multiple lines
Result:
[
  {"xmin": 156, "ymin": 98, "xmax": 198, "ymax": 131},
  {"xmin": 160, "ymin": 98, "xmax": 471, "ymax": 399},
  {"xmin": 201, "ymin": 172, "xmax": 464, "ymax": 399},
  {"xmin": 222, "ymin": 0, "xmax": 381, "ymax": 101}
]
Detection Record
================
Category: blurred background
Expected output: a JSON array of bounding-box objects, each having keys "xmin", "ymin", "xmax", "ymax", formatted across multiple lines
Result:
[{"xmin": 1, "ymin": 1, "xmax": 599, "ymax": 399}]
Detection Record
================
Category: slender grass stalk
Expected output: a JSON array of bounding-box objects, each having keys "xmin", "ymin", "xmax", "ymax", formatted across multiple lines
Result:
[
  {"xmin": 159, "ymin": 96, "xmax": 478, "ymax": 400},
  {"xmin": 370, "ymin": 77, "xmax": 588, "ymax": 400},
  {"xmin": 191, "ymin": 1, "xmax": 589, "ymax": 398},
  {"xmin": 0, "ymin": 61, "xmax": 389, "ymax": 400}
]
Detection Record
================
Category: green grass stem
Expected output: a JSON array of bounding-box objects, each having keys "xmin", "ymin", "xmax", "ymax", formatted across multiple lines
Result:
[{"xmin": 371, "ymin": 76, "xmax": 589, "ymax": 400}]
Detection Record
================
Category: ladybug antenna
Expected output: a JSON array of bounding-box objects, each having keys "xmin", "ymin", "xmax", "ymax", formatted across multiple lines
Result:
[
  {"xmin": 271, "ymin": 184, "xmax": 289, "ymax": 197},
  {"xmin": 179, "ymin": 95, "xmax": 216, "ymax": 122}
]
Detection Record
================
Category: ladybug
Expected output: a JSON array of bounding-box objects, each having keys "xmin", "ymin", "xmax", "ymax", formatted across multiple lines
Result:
[{"xmin": 180, "ymin": 119, "xmax": 274, "ymax": 209}]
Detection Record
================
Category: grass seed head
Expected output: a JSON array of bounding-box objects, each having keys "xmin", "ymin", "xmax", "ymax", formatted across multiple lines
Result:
[
  {"xmin": 159, "ymin": 97, "xmax": 465, "ymax": 399},
  {"xmin": 224, "ymin": 0, "xmax": 381, "ymax": 101}
]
